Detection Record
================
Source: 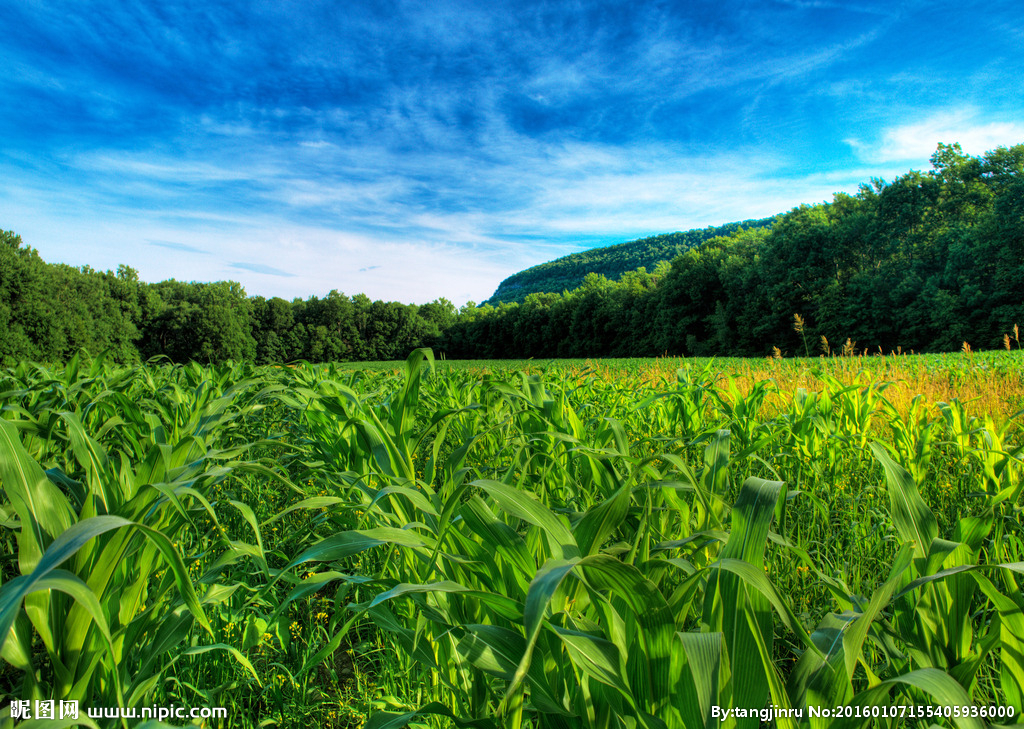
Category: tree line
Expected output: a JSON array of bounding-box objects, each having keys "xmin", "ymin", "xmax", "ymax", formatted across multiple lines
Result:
[
  {"xmin": 0, "ymin": 236, "xmax": 458, "ymax": 365},
  {"xmin": 2, "ymin": 143, "xmax": 1021, "ymax": 365}
]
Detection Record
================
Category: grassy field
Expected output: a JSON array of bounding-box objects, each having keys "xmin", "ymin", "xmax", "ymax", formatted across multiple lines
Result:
[{"xmin": 1, "ymin": 350, "xmax": 1023, "ymax": 728}]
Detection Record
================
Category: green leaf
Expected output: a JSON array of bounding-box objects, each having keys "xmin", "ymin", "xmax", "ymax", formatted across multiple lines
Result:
[
  {"xmin": 869, "ymin": 443, "xmax": 938, "ymax": 558},
  {"xmin": 502, "ymin": 558, "xmax": 579, "ymax": 714},
  {"xmin": 289, "ymin": 527, "xmax": 436, "ymax": 568},
  {"xmin": 576, "ymin": 483, "xmax": 631, "ymax": 556},
  {"xmin": 835, "ymin": 668, "xmax": 985, "ymax": 729},
  {"xmin": 475, "ymin": 479, "xmax": 579, "ymax": 560},
  {"xmin": 0, "ymin": 419, "xmax": 76, "ymax": 574},
  {"xmin": 365, "ymin": 701, "xmax": 497, "ymax": 729},
  {"xmin": 0, "ymin": 516, "xmax": 133, "ymax": 655},
  {"xmin": 549, "ymin": 624, "xmax": 630, "ymax": 696},
  {"xmin": 677, "ymin": 631, "xmax": 722, "ymax": 729},
  {"xmin": 703, "ymin": 477, "xmax": 785, "ymax": 729}
]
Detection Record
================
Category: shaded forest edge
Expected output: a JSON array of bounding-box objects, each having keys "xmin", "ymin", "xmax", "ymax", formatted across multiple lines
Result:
[{"xmin": 2, "ymin": 143, "xmax": 1022, "ymax": 365}]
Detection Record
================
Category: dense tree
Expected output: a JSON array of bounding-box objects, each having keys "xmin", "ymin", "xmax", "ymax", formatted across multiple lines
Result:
[
  {"xmin": 0, "ymin": 231, "xmax": 144, "ymax": 363},
  {"xmin": 139, "ymin": 281, "xmax": 256, "ymax": 363},
  {"xmin": 252, "ymin": 296, "xmax": 295, "ymax": 363}
]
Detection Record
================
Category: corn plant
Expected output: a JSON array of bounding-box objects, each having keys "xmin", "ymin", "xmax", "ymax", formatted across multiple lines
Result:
[
  {"xmin": 0, "ymin": 359, "xmax": 294, "ymax": 726},
  {"xmin": 4, "ymin": 349, "xmax": 1024, "ymax": 729}
]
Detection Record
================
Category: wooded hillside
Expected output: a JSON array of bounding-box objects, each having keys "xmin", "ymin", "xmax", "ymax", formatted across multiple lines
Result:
[{"xmin": 485, "ymin": 219, "xmax": 776, "ymax": 304}]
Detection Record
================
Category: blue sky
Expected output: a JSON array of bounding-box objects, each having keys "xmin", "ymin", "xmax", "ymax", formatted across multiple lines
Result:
[{"xmin": 2, "ymin": 0, "xmax": 1023, "ymax": 306}]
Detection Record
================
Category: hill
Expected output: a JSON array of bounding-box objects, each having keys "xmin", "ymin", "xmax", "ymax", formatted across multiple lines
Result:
[{"xmin": 484, "ymin": 218, "xmax": 777, "ymax": 305}]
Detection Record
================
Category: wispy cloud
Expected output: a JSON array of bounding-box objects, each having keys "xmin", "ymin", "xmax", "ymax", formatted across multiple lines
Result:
[
  {"xmin": 148, "ymin": 239, "xmax": 209, "ymax": 254},
  {"xmin": 230, "ymin": 262, "xmax": 295, "ymax": 278}
]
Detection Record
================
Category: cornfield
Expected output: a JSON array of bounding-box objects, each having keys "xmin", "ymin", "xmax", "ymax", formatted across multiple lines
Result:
[{"xmin": 1, "ymin": 350, "xmax": 1022, "ymax": 728}]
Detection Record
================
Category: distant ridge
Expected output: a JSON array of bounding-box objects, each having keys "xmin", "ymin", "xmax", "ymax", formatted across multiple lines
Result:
[{"xmin": 484, "ymin": 218, "xmax": 777, "ymax": 305}]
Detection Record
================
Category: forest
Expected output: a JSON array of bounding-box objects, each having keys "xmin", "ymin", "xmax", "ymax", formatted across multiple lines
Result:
[{"xmin": 2, "ymin": 142, "xmax": 1022, "ymax": 364}]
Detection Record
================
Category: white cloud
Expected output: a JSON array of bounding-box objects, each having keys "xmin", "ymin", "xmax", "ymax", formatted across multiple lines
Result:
[{"xmin": 847, "ymin": 108, "xmax": 1024, "ymax": 163}]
